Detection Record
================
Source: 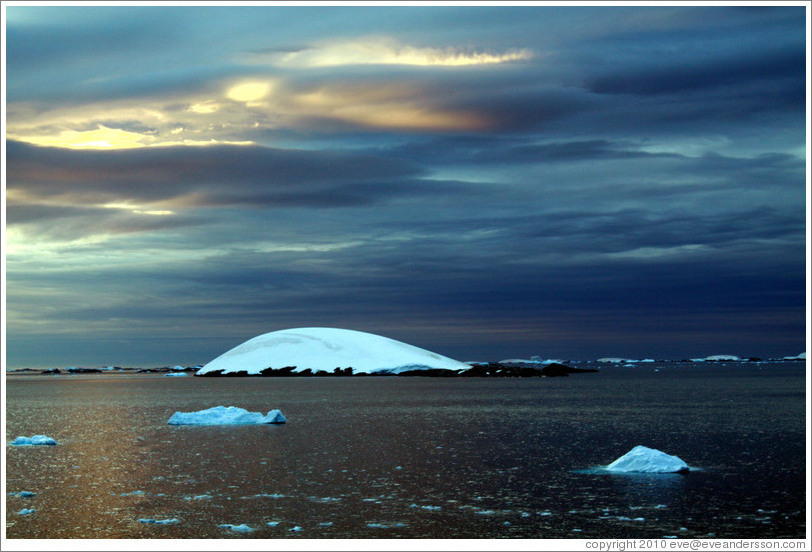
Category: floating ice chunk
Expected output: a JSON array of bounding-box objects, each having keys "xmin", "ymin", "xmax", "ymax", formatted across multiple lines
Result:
[
  {"xmin": 18, "ymin": 509, "xmax": 35, "ymax": 515},
  {"xmin": 9, "ymin": 491, "xmax": 36, "ymax": 497},
  {"xmin": 308, "ymin": 496, "xmax": 341, "ymax": 503},
  {"xmin": 168, "ymin": 406, "xmax": 286, "ymax": 425},
  {"xmin": 184, "ymin": 494, "xmax": 212, "ymax": 500},
  {"xmin": 164, "ymin": 372, "xmax": 188, "ymax": 377},
  {"xmin": 219, "ymin": 523, "xmax": 253, "ymax": 532},
  {"xmin": 289, "ymin": 526, "xmax": 303, "ymax": 532},
  {"xmin": 267, "ymin": 521, "xmax": 280, "ymax": 527},
  {"xmin": 410, "ymin": 504, "xmax": 441, "ymax": 511},
  {"xmin": 138, "ymin": 518, "xmax": 180, "ymax": 525},
  {"xmin": 367, "ymin": 522, "xmax": 407, "ymax": 529},
  {"xmin": 10, "ymin": 435, "xmax": 57, "ymax": 446},
  {"xmin": 606, "ymin": 446, "xmax": 689, "ymax": 473}
]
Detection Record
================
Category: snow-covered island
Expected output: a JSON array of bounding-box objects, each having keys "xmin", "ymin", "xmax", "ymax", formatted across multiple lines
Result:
[
  {"xmin": 196, "ymin": 327, "xmax": 471, "ymax": 376},
  {"xmin": 606, "ymin": 445, "xmax": 690, "ymax": 473},
  {"xmin": 168, "ymin": 406, "xmax": 286, "ymax": 425},
  {"xmin": 194, "ymin": 327, "xmax": 599, "ymax": 378}
]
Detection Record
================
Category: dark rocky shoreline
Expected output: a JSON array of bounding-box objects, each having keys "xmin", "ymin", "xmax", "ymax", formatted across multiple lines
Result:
[
  {"xmin": 8, "ymin": 362, "xmax": 598, "ymax": 378},
  {"xmin": 195, "ymin": 362, "xmax": 599, "ymax": 378},
  {"xmin": 9, "ymin": 356, "xmax": 803, "ymax": 377}
]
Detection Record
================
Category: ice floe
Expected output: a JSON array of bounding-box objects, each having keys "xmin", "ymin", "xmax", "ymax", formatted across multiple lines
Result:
[
  {"xmin": 18, "ymin": 509, "xmax": 35, "ymax": 515},
  {"xmin": 9, "ymin": 491, "xmax": 36, "ymax": 497},
  {"xmin": 219, "ymin": 523, "xmax": 253, "ymax": 532},
  {"xmin": 10, "ymin": 435, "xmax": 57, "ymax": 446},
  {"xmin": 410, "ymin": 504, "xmax": 442, "ymax": 511},
  {"xmin": 168, "ymin": 405, "xmax": 286, "ymax": 425},
  {"xmin": 197, "ymin": 327, "xmax": 470, "ymax": 375},
  {"xmin": 138, "ymin": 518, "xmax": 179, "ymax": 525},
  {"xmin": 606, "ymin": 445, "xmax": 689, "ymax": 473},
  {"xmin": 164, "ymin": 372, "xmax": 188, "ymax": 377}
]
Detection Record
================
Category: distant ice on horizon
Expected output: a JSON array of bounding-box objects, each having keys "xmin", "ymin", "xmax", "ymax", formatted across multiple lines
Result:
[
  {"xmin": 197, "ymin": 327, "xmax": 471, "ymax": 375},
  {"xmin": 167, "ymin": 405, "xmax": 286, "ymax": 425},
  {"xmin": 498, "ymin": 356, "xmax": 562, "ymax": 365},
  {"xmin": 606, "ymin": 445, "xmax": 689, "ymax": 473}
]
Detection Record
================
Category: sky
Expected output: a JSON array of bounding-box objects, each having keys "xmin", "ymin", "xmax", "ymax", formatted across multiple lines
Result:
[{"xmin": 2, "ymin": 2, "xmax": 810, "ymax": 368}]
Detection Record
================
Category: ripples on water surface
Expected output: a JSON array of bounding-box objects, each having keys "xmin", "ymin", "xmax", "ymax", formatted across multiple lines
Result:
[{"xmin": 5, "ymin": 362, "xmax": 806, "ymax": 539}]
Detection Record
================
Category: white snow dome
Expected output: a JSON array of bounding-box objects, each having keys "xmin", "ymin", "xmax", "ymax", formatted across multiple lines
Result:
[{"xmin": 197, "ymin": 327, "xmax": 471, "ymax": 375}]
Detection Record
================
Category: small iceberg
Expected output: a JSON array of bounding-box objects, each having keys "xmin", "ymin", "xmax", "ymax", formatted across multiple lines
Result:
[
  {"xmin": 10, "ymin": 435, "xmax": 58, "ymax": 446},
  {"xmin": 9, "ymin": 491, "xmax": 36, "ymax": 497},
  {"xmin": 164, "ymin": 372, "xmax": 188, "ymax": 377},
  {"xmin": 168, "ymin": 406, "xmax": 286, "ymax": 425},
  {"xmin": 18, "ymin": 509, "xmax": 35, "ymax": 515},
  {"xmin": 219, "ymin": 523, "xmax": 254, "ymax": 533},
  {"xmin": 606, "ymin": 445, "xmax": 689, "ymax": 473}
]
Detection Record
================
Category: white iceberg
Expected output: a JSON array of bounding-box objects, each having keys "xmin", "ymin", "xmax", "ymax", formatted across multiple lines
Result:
[
  {"xmin": 168, "ymin": 405, "xmax": 286, "ymax": 425},
  {"xmin": 606, "ymin": 445, "xmax": 689, "ymax": 473},
  {"xmin": 783, "ymin": 352, "xmax": 805, "ymax": 360},
  {"xmin": 164, "ymin": 372, "xmax": 188, "ymax": 377},
  {"xmin": 196, "ymin": 327, "xmax": 470, "ymax": 375},
  {"xmin": 10, "ymin": 435, "xmax": 58, "ymax": 446},
  {"xmin": 18, "ymin": 508, "xmax": 35, "ymax": 515}
]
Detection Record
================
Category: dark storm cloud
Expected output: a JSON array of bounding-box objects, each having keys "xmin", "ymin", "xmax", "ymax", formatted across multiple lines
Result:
[
  {"xmin": 5, "ymin": 203, "xmax": 108, "ymax": 224},
  {"xmin": 10, "ymin": 202, "xmax": 802, "ymax": 362},
  {"xmin": 588, "ymin": 45, "xmax": 806, "ymax": 97},
  {"xmin": 6, "ymin": 140, "xmax": 425, "ymax": 207}
]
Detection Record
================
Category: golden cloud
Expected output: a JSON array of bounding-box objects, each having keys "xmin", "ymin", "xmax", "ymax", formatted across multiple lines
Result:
[
  {"xmin": 255, "ymin": 37, "xmax": 533, "ymax": 68},
  {"xmin": 6, "ymin": 66, "xmax": 497, "ymax": 149}
]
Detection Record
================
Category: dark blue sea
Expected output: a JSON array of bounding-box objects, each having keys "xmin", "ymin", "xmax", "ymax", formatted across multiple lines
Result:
[{"xmin": 5, "ymin": 361, "xmax": 807, "ymax": 539}]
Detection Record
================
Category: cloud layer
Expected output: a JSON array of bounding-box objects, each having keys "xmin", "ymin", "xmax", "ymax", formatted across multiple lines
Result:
[{"xmin": 4, "ymin": 5, "xmax": 808, "ymax": 367}]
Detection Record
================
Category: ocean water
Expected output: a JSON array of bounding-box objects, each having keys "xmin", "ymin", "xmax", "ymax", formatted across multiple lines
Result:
[{"xmin": 5, "ymin": 362, "xmax": 807, "ymax": 539}]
